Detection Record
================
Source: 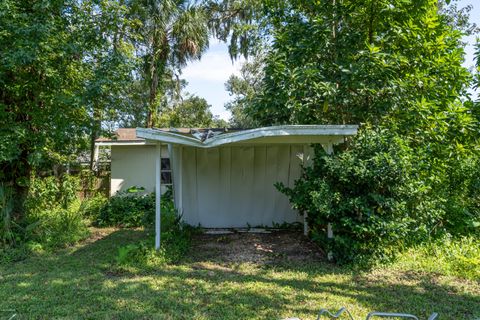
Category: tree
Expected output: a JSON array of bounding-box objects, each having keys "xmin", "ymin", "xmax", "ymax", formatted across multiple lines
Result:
[
  {"xmin": 0, "ymin": 0, "xmax": 136, "ymax": 217},
  {"xmin": 225, "ymin": 53, "xmax": 264, "ymax": 127},
  {"xmin": 77, "ymin": 0, "xmax": 137, "ymax": 170},
  {"xmin": 0, "ymin": 0, "xmax": 85, "ymax": 216},
  {"xmin": 157, "ymin": 94, "xmax": 225, "ymax": 128},
  {"xmin": 247, "ymin": 1, "xmax": 472, "ymax": 126},
  {"xmin": 206, "ymin": 0, "xmax": 265, "ymax": 59},
  {"xmin": 247, "ymin": 0, "xmax": 479, "ymax": 262},
  {"xmin": 131, "ymin": 0, "xmax": 210, "ymax": 127}
]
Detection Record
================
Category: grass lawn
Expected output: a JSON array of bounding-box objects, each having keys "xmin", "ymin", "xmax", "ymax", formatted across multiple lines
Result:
[{"xmin": 0, "ymin": 228, "xmax": 479, "ymax": 319}]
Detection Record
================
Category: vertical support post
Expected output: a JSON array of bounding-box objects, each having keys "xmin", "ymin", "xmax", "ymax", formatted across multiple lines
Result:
[
  {"xmin": 324, "ymin": 141, "xmax": 334, "ymax": 260},
  {"xmin": 167, "ymin": 144, "xmax": 174, "ymax": 201},
  {"xmin": 178, "ymin": 146, "xmax": 183, "ymax": 217},
  {"xmin": 303, "ymin": 145, "xmax": 311, "ymax": 236},
  {"xmin": 92, "ymin": 145, "xmax": 100, "ymax": 171},
  {"xmin": 155, "ymin": 143, "xmax": 161, "ymax": 250}
]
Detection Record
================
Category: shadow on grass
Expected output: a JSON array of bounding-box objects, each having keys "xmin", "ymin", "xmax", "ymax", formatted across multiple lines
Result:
[{"xmin": 0, "ymin": 229, "xmax": 478, "ymax": 319}]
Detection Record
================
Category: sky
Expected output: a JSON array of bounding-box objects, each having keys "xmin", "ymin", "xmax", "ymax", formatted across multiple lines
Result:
[{"xmin": 182, "ymin": 1, "xmax": 479, "ymax": 121}]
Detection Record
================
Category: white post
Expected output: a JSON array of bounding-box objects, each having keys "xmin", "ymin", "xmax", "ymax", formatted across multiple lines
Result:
[
  {"xmin": 303, "ymin": 145, "xmax": 311, "ymax": 236},
  {"xmin": 92, "ymin": 145, "xmax": 100, "ymax": 171},
  {"xmin": 327, "ymin": 223, "xmax": 334, "ymax": 261},
  {"xmin": 155, "ymin": 143, "xmax": 161, "ymax": 250},
  {"xmin": 178, "ymin": 146, "xmax": 183, "ymax": 217},
  {"xmin": 325, "ymin": 141, "xmax": 334, "ymax": 260}
]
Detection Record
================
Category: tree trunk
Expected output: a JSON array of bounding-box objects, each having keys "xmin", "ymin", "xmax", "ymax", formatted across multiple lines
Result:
[
  {"xmin": 146, "ymin": 70, "xmax": 159, "ymax": 128},
  {"xmin": 10, "ymin": 149, "xmax": 32, "ymax": 220}
]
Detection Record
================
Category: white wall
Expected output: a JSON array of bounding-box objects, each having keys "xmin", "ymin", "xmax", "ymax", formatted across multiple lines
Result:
[
  {"xmin": 172, "ymin": 145, "xmax": 312, "ymax": 228},
  {"xmin": 110, "ymin": 145, "xmax": 169, "ymax": 196}
]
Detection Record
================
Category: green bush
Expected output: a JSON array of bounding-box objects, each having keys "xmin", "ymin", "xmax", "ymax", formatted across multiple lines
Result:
[
  {"xmin": 79, "ymin": 194, "xmax": 108, "ymax": 220},
  {"xmin": 94, "ymin": 187, "xmax": 175, "ymax": 228},
  {"xmin": 25, "ymin": 175, "xmax": 80, "ymax": 212},
  {"xmin": 115, "ymin": 200, "xmax": 195, "ymax": 267},
  {"xmin": 1, "ymin": 175, "xmax": 90, "ymax": 259},
  {"xmin": 442, "ymin": 156, "xmax": 480, "ymax": 235},
  {"xmin": 22, "ymin": 175, "xmax": 89, "ymax": 250},
  {"xmin": 278, "ymin": 128, "xmax": 446, "ymax": 264},
  {"xmin": 95, "ymin": 192, "xmax": 154, "ymax": 227},
  {"xmin": 25, "ymin": 200, "xmax": 89, "ymax": 250}
]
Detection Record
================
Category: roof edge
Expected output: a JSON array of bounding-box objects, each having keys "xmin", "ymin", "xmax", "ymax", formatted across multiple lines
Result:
[{"xmin": 136, "ymin": 125, "xmax": 358, "ymax": 148}]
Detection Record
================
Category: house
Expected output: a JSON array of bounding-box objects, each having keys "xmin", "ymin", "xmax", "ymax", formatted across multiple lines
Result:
[
  {"xmin": 95, "ymin": 128, "xmax": 172, "ymax": 196},
  {"xmin": 135, "ymin": 125, "xmax": 358, "ymax": 249},
  {"xmin": 97, "ymin": 126, "xmax": 358, "ymax": 248}
]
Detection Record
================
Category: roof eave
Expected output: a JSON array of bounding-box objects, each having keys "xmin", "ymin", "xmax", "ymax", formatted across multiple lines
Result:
[{"xmin": 136, "ymin": 125, "xmax": 358, "ymax": 148}]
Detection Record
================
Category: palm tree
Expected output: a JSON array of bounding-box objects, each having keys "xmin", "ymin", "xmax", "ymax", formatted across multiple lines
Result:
[{"xmin": 134, "ymin": 0, "xmax": 209, "ymax": 127}]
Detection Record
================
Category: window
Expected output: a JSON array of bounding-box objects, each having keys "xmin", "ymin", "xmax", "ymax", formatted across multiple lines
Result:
[{"xmin": 161, "ymin": 158, "xmax": 172, "ymax": 184}]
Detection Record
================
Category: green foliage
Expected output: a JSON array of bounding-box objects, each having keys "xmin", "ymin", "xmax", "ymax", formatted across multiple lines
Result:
[
  {"xmin": 225, "ymin": 52, "xmax": 264, "ymax": 127},
  {"xmin": 279, "ymin": 127, "xmax": 479, "ymax": 264},
  {"xmin": 115, "ymin": 200, "xmax": 195, "ymax": 267},
  {"xmin": 25, "ymin": 175, "xmax": 80, "ymax": 212},
  {"xmin": 93, "ymin": 188, "xmax": 176, "ymax": 228},
  {"xmin": 114, "ymin": 227, "xmax": 193, "ymax": 267},
  {"xmin": 441, "ymin": 156, "xmax": 480, "ymax": 235},
  {"xmin": 278, "ymin": 128, "xmax": 430, "ymax": 263},
  {"xmin": 131, "ymin": 0, "xmax": 210, "ymax": 127},
  {"xmin": 157, "ymin": 95, "xmax": 224, "ymax": 128},
  {"xmin": 0, "ymin": 184, "xmax": 15, "ymax": 246},
  {"xmin": 396, "ymin": 236, "xmax": 480, "ymax": 281},
  {"xmin": 25, "ymin": 201, "xmax": 89, "ymax": 250},
  {"xmin": 94, "ymin": 192, "xmax": 155, "ymax": 228},
  {"xmin": 1, "ymin": 175, "xmax": 90, "ymax": 261},
  {"xmin": 79, "ymin": 194, "xmax": 108, "ymax": 220},
  {"xmin": 22, "ymin": 175, "xmax": 89, "ymax": 250},
  {"xmin": 0, "ymin": 0, "xmax": 136, "ymax": 217},
  {"xmin": 206, "ymin": 0, "xmax": 266, "ymax": 59},
  {"xmin": 248, "ymin": 0, "xmax": 472, "ymax": 126}
]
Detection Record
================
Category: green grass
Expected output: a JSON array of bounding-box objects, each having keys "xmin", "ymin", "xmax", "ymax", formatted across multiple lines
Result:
[{"xmin": 0, "ymin": 228, "xmax": 479, "ymax": 319}]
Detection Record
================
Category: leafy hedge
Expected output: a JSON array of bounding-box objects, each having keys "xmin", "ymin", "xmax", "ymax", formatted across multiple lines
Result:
[
  {"xmin": 278, "ymin": 128, "xmax": 480, "ymax": 264},
  {"xmin": 1, "ymin": 175, "xmax": 90, "ymax": 263},
  {"xmin": 80, "ymin": 187, "xmax": 177, "ymax": 229}
]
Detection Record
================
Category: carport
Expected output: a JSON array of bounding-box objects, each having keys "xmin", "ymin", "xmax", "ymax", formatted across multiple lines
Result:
[{"xmin": 136, "ymin": 125, "xmax": 358, "ymax": 249}]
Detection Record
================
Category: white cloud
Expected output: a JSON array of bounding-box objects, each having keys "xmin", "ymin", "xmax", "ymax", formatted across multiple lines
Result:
[
  {"xmin": 182, "ymin": 41, "xmax": 245, "ymax": 121},
  {"xmin": 182, "ymin": 51, "xmax": 244, "ymax": 82}
]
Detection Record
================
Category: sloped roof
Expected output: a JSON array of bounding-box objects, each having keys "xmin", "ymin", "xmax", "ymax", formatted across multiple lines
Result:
[
  {"xmin": 137, "ymin": 125, "xmax": 358, "ymax": 148},
  {"xmin": 95, "ymin": 128, "xmax": 243, "ymax": 146},
  {"xmin": 96, "ymin": 128, "xmax": 143, "ymax": 142}
]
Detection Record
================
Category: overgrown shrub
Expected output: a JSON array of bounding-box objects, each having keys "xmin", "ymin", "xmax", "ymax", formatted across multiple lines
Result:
[
  {"xmin": 442, "ymin": 156, "xmax": 480, "ymax": 235},
  {"xmin": 23, "ymin": 175, "xmax": 89, "ymax": 250},
  {"xmin": 1, "ymin": 175, "xmax": 90, "ymax": 261},
  {"xmin": 115, "ymin": 200, "xmax": 195, "ymax": 267},
  {"xmin": 278, "ymin": 128, "xmax": 447, "ymax": 264},
  {"xmin": 79, "ymin": 194, "xmax": 108, "ymax": 221},
  {"xmin": 25, "ymin": 201, "xmax": 89, "ymax": 249},
  {"xmin": 25, "ymin": 175, "xmax": 80, "ymax": 212},
  {"xmin": 94, "ymin": 187, "xmax": 174, "ymax": 228}
]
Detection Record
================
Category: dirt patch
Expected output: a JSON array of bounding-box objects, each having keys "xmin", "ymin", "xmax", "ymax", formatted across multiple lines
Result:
[
  {"xmin": 82, "ymin": 227, "xmax": 120, "ymax": 245},
  {"xmin": 189, "ymin": 230, "xmax": 324, "ymax": 264}
]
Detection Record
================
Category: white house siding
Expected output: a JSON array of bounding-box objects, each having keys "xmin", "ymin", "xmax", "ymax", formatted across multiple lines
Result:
[
  {"xmin": 110, "ymin": 145, "xmax": 169, "ymax": 195},
  {"xmin": 171, "ymin": 145, "xmax": 312, "ymax": 228}
]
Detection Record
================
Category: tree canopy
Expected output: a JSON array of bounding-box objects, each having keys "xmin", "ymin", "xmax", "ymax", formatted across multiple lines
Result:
[
  {"xmin": 219, "ymin": 0, "xmax": 480, "ymax": 262},
  {"xmin": 1, "ymin": 0, "xmax": 479, "ymax": 262}
]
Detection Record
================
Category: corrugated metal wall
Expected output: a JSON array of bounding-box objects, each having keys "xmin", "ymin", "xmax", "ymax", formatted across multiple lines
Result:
[{"xmin": 171, "ymin": 145, "xmax": 311, "ymax": 228}]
